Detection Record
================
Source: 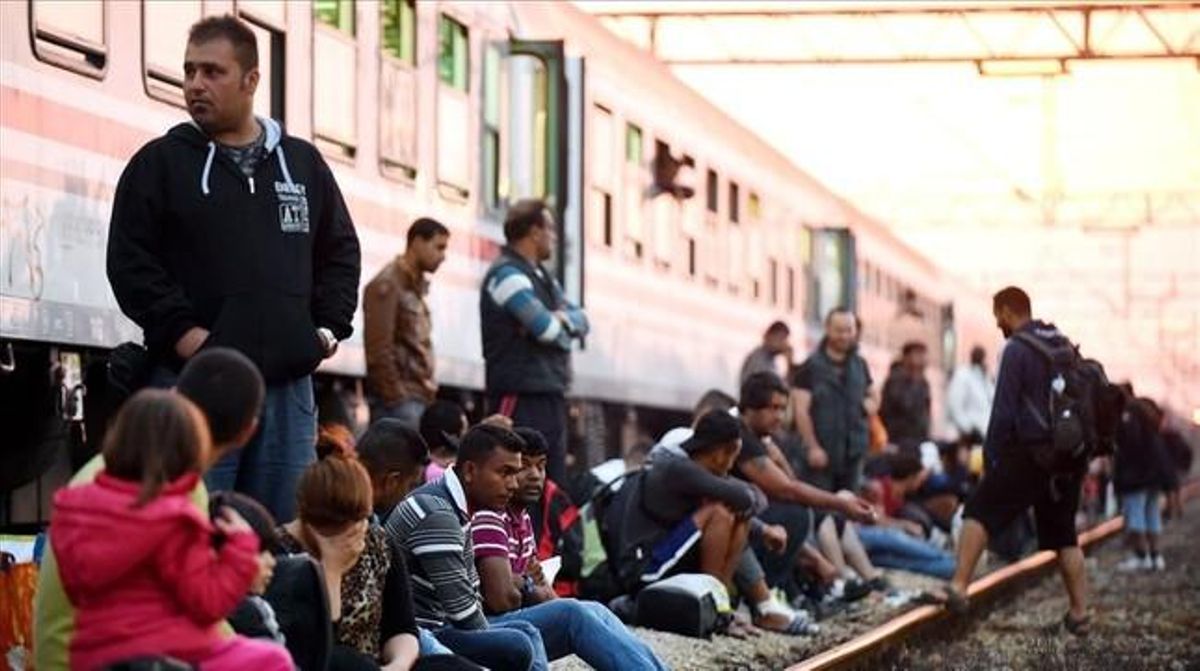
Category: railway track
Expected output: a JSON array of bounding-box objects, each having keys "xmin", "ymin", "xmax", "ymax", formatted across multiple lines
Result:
[{"xmin": 787, "ymin": 479, "xmax": 1200, "ymax": 671}]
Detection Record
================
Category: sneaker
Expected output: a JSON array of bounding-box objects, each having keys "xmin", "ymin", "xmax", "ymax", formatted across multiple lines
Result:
[
  {"xmin": 1116, "ymin": 555, "xmax": 1152, "ymax": 572},
  {"xmin": 1152, "ymin": 555, "xmax": 1166, "ymax": 571}
]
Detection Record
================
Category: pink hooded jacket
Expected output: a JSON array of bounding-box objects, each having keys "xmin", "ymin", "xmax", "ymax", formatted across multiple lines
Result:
[{"xmin": 50, "ymin": 471, "xmax": 259, "ymax": 670}]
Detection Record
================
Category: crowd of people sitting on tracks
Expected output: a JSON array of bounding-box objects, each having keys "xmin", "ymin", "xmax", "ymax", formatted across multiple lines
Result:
[{"xmin": 20, "ymin": 14, "xmax": 1194, "ymax": 670}]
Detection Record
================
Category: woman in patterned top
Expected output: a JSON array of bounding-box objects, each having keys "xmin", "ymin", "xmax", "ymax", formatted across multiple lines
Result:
[{"xmin": 278, "ymin": 441, "xmax": 479, "ymax": 670}]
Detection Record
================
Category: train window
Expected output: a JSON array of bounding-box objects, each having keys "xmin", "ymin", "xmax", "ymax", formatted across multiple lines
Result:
[
  {"xmin": 590, "ymin": 105, "xmax": 615, "ymax": 248},
  {"xmin": 769, "ymin": 258, "xmax": 778, "ymax": 305},
  {"xmin": 625, "ymin": 124, "xmax": 643, "ymax": 165},
  {"xmin": 381, "ymin": 0, "xmax": 416, "ymax": 65},
  {"xmin": 438, "ymin": 14, "xmax": 469, "ymax": 91},
  {"xmin": 379, "ymin": 0, "xmax": 417, "ymax": 178},
  {"xmin": 31, "ymin": 0, "xmax": 107, "ymax": 77},
  {"xmin": 242, "ymin": 16, "xmax": 285, "ymax": 122},
  {"xmin": 482, "ymin": 44, "xmax": 507, "ymax": 209},
  {"xmin": 313, "ymin": 1, "xmax": 358, "ymax": 158},
  {"xmin": 749, "ymin": 192, "xmax": 761, "ymax": 219},
  {"xmin": 705, "ymin": 169, "xmax": 718, "ymax": 213},
  {"xmin": 315, "ymin": 0, "xmax": 355, "ymax": 35},
  {"xmin": 729, "ymin": 181, "xmax": 740, "ymax": 223},
  {"xmin": 237, "ymin": 1, "xmax": 286, "ymax": 27},
  {"xmin": 688, "ymin": 238, "xmax": 697, "ymax": 277},
  {"xmin": 143, "ymin": 0, "xmax": 203, "ymax": 106}
]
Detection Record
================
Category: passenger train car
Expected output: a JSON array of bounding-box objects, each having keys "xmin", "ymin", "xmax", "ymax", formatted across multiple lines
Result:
[{"xmin": 0, "ymin": 0, "xmax": 996, "ymax": 520}]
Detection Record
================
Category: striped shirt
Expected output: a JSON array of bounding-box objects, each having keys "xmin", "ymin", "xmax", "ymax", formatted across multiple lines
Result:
[
  {"xmin": 484, "ymin": 263, "xmax": 588, "ymax": 351},
  {"xmin": 470, "ymin": 507, "xmax": 536, "ymax": 575},
  {"xmin": 382, "ymin": 468, "xmax": 486, "ymax": 630}
]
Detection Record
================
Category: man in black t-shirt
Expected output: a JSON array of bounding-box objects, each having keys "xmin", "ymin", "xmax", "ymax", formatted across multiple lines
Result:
[
  {"xmin": 734, "ymin": 373, "xmax": 876, "ymax": 592},
  {"xmin": 790, "ymin": 308, "xmax": 875, "ymax": 492}
]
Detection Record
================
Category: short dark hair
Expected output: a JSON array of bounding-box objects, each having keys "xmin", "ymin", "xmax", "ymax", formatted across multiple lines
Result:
[
  {"xmin": 210, "ymin": 491, "xmax": 280, "ymax": 554},
  {"xmin": 503, "ymin": 199, "xmax": 550, "ymax": 243},
  {"xmin": 419, "ymin": 400, "xmax": 467, "ymax": 455},
  {"xmin": 765, "ymin": 321, "xmax": 790, "ymax": 338},
  {"xmin": 407, "ymin": 217, "xmax": 450, "ymax": 245},
  {"xmin": 970, "ymin": 345, "xmax": 987, "ymax": 365},
  {"xmin": 694, "ymin": 389, "xmax": 737, "ymax": 420},
  {"xmin": 886, "ymin": 454, "xmax": 923, "ymax": 480},
  {"xmin": 176, "ymin": 348, "xmax": 264, "ymax": 445},
  {"xmin": 739, "ymin": 372, "xmax": 788, "ymax": 411},
  {"xmin": 357, "ymin": 419, "xmax": 430, "ymax": 478},
  {"xmin": 993, "ymin": 286, "xmax": 1031, "ymax": 317},
  {"xmin": 901, "ymin": 341, "xmax": 927, "ymax": 357},
  {"xmin": 824, "ymin": 306, "xmax": 857, "ymax": 327},
  {"xmin": 457, "ymin": 423, "xmax": 526, "ymax": 466},
  {"xmin": 513, "ymin": 427, "xmax": 548, "ymax": 457},
  {"xmin": 188, "ymin": 15, "xmax": 258, "ymax": 72}
]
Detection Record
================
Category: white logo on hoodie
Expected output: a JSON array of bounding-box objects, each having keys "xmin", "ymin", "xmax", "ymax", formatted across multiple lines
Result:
[{"xmin": 275, "ymin": 181, "xmax": 309, "ymax": 233}]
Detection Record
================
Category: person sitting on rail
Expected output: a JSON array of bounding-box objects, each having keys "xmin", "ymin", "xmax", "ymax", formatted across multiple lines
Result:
[
  {"xmin": 48, "ymin": 389, "xmax": 292, "ymax": 670},
  {"xmin": 615, "ymin": 410, "xmax": 822, "ymax": 635},
  {"xmin": 468, "ymin": 427, "xmax": 667, "ymax": 670},
  {"xmin": 34, "ymin": 348, "xmax": 266, "ymax": 670},
  {"xmin": 731, "ymin": 373, "xmax": 877, "ymax": 600},
  {"xmin": 383, "ymin": 424, "xmax": 551, "ymax": 671}
]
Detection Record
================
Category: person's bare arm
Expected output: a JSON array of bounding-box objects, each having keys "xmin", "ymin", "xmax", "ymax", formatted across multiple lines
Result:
[
  {"xmin": 738, "ymin": 456, "xmax": 875, "ymax": 523},
  {"xmin": 762, "ymin": 436, "xmax": 797, "ymax": 479},
  {"xmin": 477, "ymin": 556, "xmax": 523, "ymax": 614}
]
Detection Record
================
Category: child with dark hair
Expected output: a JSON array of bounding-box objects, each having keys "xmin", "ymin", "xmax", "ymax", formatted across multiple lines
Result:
[
  {"xmin": 419, "ymin": 400, "xmax": 468, "ymax": 483},
  {"xmin": 211, "ymin": 492, "xmax": 287, "ymax": 647},
  {"xmin": 49, "ymin": 390, "xmax": 291, "ymax": 670},
  {"xmin": 35, "ymin": 347, "xmax": 267, "ymax": 670}
]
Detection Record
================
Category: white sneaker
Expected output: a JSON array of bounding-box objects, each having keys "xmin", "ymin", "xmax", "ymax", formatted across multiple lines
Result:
[
  {"xmin": 1116, "ymin": 555, "xmax": 1152, "ymax": 572},
  {"xmin": 1152, "ymin": 555, "xmax": 1166, "ymax": 571}
]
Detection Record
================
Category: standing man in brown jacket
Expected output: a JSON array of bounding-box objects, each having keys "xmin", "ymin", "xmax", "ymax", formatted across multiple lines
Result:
[{"xmin": 363, "ymin": 218, "xmax": 450, "ymax": 426}]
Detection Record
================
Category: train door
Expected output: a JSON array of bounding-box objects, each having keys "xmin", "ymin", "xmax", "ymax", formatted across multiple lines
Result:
[
  {"xmin": 807, "ymin": 227, "xmax": 857, "ymax": 327},
  {"xmin": 504, "ymin": 40, "xmax": 583, "ymax": 307}
]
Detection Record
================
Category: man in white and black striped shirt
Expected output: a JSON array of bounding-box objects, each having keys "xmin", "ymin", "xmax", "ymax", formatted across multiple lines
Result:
[{"xmin": 383, "ymin": 424, "xmax": 548, "ymax": 671}]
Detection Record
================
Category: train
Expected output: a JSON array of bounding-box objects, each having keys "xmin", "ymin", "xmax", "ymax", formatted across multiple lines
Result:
[{"xmin": 0, "ymin": 0, "xmax": 998, "ymax": 523}]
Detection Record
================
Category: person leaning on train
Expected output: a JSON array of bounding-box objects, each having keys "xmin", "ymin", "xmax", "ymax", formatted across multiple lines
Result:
[
  {"xmin": 105, "ymin": 15, "xmax": 361, "ymax": 523},
  {"xmin": 363, "ymin": 218, "xmax": 451, "ymax": 428}
]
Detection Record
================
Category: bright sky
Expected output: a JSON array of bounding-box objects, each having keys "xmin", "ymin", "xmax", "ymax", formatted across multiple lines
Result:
[{"xmin": 578, "ymin": 1, "xmax": 1200, "ymax": 415}]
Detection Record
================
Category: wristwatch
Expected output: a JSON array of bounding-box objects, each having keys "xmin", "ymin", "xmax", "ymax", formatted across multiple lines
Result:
[{"xmin": 317, "ymin": 327, "xmax": 338, "ymax": 356}]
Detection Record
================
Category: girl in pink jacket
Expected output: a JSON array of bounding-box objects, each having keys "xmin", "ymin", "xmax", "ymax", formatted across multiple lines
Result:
[{"xmin": 49, "ymin": 389, "xmax": 292, "ymax": 671}]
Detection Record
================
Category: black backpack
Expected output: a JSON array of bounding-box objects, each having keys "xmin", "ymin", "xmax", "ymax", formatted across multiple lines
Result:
[{"xmin": 1013, "ymin": 332, "xmax": 1123, "ymax": 473}]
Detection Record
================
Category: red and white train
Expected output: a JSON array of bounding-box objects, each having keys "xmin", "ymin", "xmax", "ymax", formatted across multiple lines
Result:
[{"xmin": 0, "ymin": 0, "xmax": 996, "ymax": 520}]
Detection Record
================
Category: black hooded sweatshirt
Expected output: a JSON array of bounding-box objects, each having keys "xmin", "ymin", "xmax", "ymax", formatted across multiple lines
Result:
[{"xmin": 106, "ymin": 118, "xmax": 361, "ymax": 383}]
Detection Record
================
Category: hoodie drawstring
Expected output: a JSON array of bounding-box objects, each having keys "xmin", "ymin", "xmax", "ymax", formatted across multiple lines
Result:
[
  {"xmin": 200, "ymin": 141, "xmax": 216, "ymax": 196},
  {"xmin": 276, "ymin": 144, "xmax": 295, "ymax": 188}
]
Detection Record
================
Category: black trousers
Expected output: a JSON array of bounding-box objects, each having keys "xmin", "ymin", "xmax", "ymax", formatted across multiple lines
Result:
[{"xmin": 490, "ymin": 392, "xmax": 568, "ymax": 484}]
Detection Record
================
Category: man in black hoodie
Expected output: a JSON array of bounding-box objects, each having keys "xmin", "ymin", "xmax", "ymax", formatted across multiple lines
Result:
[
  {"xmin": 945, "ymin": 287, "xmax": 1090, "ymax": 635},
  {"xmin": 106, "ymin": 15, "xmax": 361, "ymax": 522}
]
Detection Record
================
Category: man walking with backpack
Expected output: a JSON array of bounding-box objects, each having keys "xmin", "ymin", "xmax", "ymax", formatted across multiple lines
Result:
[{"xmin": 944, "ymin": 287, "xmax": 1105, "ymax": 635}]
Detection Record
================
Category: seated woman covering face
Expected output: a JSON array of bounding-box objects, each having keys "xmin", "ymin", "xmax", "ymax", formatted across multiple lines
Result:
[{"xmin": 278, "ymin": 442, "xmax": 480, "ymax": 670}]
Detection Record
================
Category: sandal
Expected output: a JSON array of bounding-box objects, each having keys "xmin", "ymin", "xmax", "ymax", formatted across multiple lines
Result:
[
  {"xmin": 942, "ymin": 585, "xmax": 970, "ymax": 615},
  {"xmin": 1063, "ymin": 612, "xmax": 1091, "ymax": 636}
]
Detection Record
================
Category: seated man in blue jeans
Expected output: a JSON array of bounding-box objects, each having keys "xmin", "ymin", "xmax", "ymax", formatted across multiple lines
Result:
[
  {"xmin": 471, "ymin": 428, "xmax": 666, "ymax": 671},
  {"xmin": 383, "ymin": 424, "xmax": 549, "ymax": 671}
]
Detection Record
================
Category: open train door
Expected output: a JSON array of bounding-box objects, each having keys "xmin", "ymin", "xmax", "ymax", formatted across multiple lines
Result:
[
  {"xmin": 506, "ymin": 40, "xmax": 584, "ymax": 310},
  {"xmin": 807, "ymin": 227, "xmax": 858, "ymax": 328}
]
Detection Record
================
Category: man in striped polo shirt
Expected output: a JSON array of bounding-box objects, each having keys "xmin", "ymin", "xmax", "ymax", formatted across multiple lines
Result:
[
  {"xmin": 470, "ymin": 428, "xmax": 667, "ymax": 671},
  {"xmin": 383, "ymin": 424, "xmax": 548, "ymax": 671}
]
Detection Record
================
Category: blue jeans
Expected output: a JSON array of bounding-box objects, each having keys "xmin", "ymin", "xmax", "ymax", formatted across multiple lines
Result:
[
  {"xmin": 856, "ymin": 526, "xmax": 956, "ymax": 579},
  {"xmin": 418, "ymin": 627, "xmax": 453, "ymax": 657},
  {"xmin": 370, "ymin": 397, "xmax": 427, "ymax": 429},
  {"xmin": 434, "ymin": 620, "xmax": 548, "ymax": 671},
  {"xmin": 205, "ymin": 375, "xmax": 317, "ymax": 523},
  {"xmin": 490, "ymin": 599, "xmax": 666, "ymax": 671},
  {"xmin": 1122, "ymin": 490, "xmax": 1162, "ymax": 534}
]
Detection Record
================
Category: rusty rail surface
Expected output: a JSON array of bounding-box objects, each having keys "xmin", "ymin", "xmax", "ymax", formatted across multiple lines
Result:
[{"xmin": 788, "ymin": 479, "xmax": 1199, "ymax": 671}]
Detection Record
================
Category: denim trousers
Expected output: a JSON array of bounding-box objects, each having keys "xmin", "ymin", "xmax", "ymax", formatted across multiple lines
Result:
[
  {"xmin": 433, "ymin": 620, "xmax": 548, "ymax": 671},
  {"xmin": 856, "ymin": 525, "xmax": 956, "ymax": 579},
  {"xmin": 489, "ymin": 599, "xmax": 667, "ymax": 671}
]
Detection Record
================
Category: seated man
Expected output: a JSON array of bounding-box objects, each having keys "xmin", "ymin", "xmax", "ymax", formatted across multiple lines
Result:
[
  {"xmin": 383, "ymin": 424, "xmax": 548, "ymax": 671},
  {"xmin": 34, "ymin": 348, "xmax": 265, "ymax": 670},
  {"xmin": 617, "ymin": 411, "xmax": 816, "ymax": 635},
  {"xmin": 471, "ymin": 428, "xmax": 666, "ymax": 670},
  {"xmin": 732, "ymin": 373, "xmax": 876, "ymax": 599}
]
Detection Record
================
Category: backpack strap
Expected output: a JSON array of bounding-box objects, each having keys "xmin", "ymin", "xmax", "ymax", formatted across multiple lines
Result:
[{"xmin": 1011, "ymin": 331, "xmax": 1056, "ymax": 362}]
